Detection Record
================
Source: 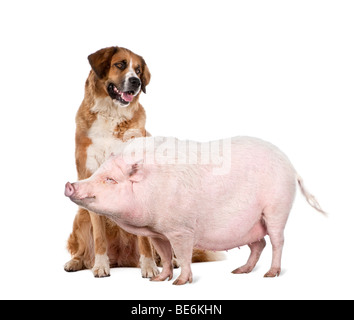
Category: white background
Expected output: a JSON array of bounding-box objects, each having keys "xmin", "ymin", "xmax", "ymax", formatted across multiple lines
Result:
[{"xmin": 0, "ymin": 0, "xmax": 353, "ymax": 300}]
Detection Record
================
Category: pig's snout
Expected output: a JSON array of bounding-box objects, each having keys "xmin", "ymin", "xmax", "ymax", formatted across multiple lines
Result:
[{"xmin": 65, "ymin": 182, "xmax": 75, "ymax": 197}]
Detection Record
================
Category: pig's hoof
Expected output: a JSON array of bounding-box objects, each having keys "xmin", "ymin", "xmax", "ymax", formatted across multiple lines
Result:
[
  {"xmin": 150, "ymin": 273, "xmax": 173, "ymax": 282},
  {"xmin": 172, "ymin": 277, "xmax": 191, "ymax": 286},
  {"xmin": 140, "ymin": 256, "xmax": 160, "ymax": 278},
  {"xmin": 172, "ymin": 279, "xmax": 187, "ymax": 285},
  {"xmin": 264, "ymin": 268, "xmax": 281, "ymax": 278},
  {"xmin": 173, "ymin": 273, "xmax": 193, "ymax": 286},
  {"xmin": 231, "ymin": 265, "xmax": 253, "ymax": 274},
  {"xmin": 64, "ymin": 258, "xmax": 84, "ymax": 272}
]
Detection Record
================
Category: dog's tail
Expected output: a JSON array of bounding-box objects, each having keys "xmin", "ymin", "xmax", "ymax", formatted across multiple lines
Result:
[
  {"xmin": 296, "ymin": 174, "xmax": 327, "ymax": 216},
  {"xmin": 192, "ymin": 249, "xmax": 225, "ymax": 263}
]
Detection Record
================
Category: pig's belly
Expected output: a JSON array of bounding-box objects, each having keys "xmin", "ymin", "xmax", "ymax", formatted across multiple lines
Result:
[
  {"xmin": 194, "ymin": 219, "xmax": 267, "ymax": 251},
  {"xmin": 115, "ymin": 220, "xmax": 168, "ymax": 240}
]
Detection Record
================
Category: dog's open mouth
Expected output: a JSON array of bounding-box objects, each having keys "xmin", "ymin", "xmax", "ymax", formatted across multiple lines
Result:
[{"xmin": 107, "ymin": 83, "xmax": 134, "ymax": 105}]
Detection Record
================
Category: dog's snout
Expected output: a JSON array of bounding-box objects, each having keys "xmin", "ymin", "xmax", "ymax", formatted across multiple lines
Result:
[{"xmin": 129, "ymin": 77, "xmax": 141, "ymax": 88}]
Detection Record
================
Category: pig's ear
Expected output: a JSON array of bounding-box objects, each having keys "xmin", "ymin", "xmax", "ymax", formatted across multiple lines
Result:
[{"xmin": 128, "ymin": 160, "xmax": 144, "ymax": 182}]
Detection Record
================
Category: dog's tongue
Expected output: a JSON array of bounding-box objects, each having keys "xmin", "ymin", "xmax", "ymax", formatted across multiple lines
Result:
[{"xmin": 122, "ymin": 92, "xmax": 134, "ymax": 102}]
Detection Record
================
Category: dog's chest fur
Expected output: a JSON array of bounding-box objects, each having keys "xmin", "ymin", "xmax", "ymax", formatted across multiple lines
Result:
[{"xmin": 86, "ymin": 97, "xmax": 135, "ymax": 173}]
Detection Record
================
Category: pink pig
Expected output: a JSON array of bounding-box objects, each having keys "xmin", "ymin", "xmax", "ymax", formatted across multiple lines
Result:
[{"xmin": 65, "ymin": 136, "xmax": 325, "ymax": 285}]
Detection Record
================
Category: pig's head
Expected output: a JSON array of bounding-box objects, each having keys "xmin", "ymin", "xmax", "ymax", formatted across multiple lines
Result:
[{"xmin": 64, "ymin": 155, "xmax": 144, "ymax": 218}]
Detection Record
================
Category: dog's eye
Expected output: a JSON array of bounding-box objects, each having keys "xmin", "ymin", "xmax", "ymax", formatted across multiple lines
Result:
[
  {"xmin": 114, "ymin": 62, "xmax": 126, "ymax": 70},
  {"xmin": 105, "ymin": 177, "xmax": 118, "ymax": 184},
  {"xmin": 136, "ymin": 67, "xmax": 141, "ymax": 75}
]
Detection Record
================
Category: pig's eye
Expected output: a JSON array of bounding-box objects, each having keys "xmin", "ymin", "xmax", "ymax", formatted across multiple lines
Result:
[{"xmin": 105, "ymin": 177, "xmax": 117, "ymax": 184}]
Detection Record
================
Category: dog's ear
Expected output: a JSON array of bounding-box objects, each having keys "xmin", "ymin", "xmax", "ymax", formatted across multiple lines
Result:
[
  {"xmin": 88, "ymin": 47, "xmax": 118, "ymax": 79},
  {"xmin": 141, "ymin": 59, "xmax": 151, "ymax": 94}
]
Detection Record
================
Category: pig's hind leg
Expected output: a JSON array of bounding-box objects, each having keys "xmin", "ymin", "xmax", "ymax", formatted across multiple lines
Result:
[
  {"xmin": 150, "ymin": 238, "xmax": 174, "ymax": 282},
  {"xmin": 262, "ymin": 203, "xmax": 291, "ymax": 277},
  {"xmin": 232, "ymin": 238, "xmax": 266, "ymax": 274}
]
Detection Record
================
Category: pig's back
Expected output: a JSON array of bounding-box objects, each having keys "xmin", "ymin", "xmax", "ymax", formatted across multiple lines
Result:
[
  {"xmin": 232, "ymin": 137, "xmax": 296, "ymax": 204},
  {"xmin": 229, "ymin": 136, "xmax": 295, "ymax": 177}
]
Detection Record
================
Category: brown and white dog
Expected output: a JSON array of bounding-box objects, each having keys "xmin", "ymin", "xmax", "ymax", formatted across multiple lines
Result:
[{"xmin": 65, "ymin": 46, "xmax": 214, "ymax": 278}]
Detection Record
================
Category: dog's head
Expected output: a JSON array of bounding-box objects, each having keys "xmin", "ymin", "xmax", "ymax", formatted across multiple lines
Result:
[{"xmin": 88, "ymin": 46, "xmax": 151, "ymax": 108}]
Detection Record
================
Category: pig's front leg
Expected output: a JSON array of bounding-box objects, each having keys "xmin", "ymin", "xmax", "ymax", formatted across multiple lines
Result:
[
  {"xmin": 150, "ymin": 238, "xmax": 173, "ymax": 282},
  {"xmin": 169, "ymin": 235, "xmax": 194, "ymax": 285}
]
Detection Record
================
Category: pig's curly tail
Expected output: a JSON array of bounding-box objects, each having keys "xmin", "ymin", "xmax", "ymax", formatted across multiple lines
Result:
[{"xmin": 296, "ymin": 174, "xmax": 327, "ymax": 216}]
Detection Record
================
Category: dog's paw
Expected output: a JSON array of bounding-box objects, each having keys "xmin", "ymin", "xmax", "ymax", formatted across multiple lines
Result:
[
  {"xmin": 64, "ymin": 258, "xmax": 84, "ymax": 272},
  {"xmin": 172, "ymin": 257, "xmax": 180, "ymax": 268},
  {"xmin": 92, "ymin": 253, "xmax": 110, "ymax": 278},
  {"xmin": 140, "ymin": 255, "xmax": 160, "ymax": 278}
]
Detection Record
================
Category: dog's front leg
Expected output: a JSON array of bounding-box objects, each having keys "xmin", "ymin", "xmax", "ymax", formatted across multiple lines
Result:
[
  {"xmin": 138, "ymin": 236, "xmax": 160, "ymax": 278},
  {"xmin": 89, "ymin": 211, "xmax": 110, "ymax": 277}
]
